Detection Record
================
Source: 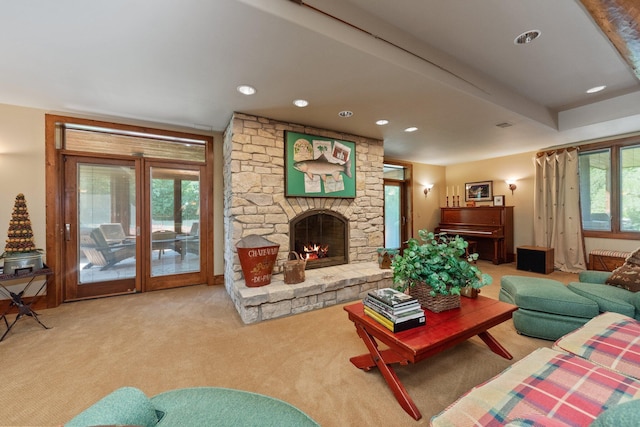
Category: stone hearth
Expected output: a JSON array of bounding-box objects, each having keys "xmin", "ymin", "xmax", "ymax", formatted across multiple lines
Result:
[
  {"xmin": 223, "ymin": 113, "xmax": 386, "ymax": 323},
  {"xmin": 228, "ymin": 262, "xmax": 392, "ymax": 324}
]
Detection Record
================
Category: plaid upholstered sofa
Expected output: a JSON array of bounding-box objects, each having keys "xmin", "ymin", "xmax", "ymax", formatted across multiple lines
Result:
[{"xmin": 431, "ymin": 312, "xmax": 640, "ymax": 427}]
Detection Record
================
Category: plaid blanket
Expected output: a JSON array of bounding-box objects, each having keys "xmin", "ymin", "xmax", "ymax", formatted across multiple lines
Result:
[
  {"xmin": 430, "ymin": 347, "xmax": 640, "ymax": 427},
  {"xmin": 553, "ymin": 312, "xmax": 640, "ymax": 380}
]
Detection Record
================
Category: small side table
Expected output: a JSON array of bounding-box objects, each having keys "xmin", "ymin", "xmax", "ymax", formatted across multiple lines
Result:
[{"xmin": 0, "ymin": 266, "xmax": 53, "ymax": 342}]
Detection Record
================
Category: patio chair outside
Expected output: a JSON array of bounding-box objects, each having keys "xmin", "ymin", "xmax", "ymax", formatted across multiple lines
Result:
[
  {"xmin": 81, "ymin": 228, "xmax": 136, "ymax": 270},
  {"xmin": 151, "ymin": 230, "xmax": 178, "ymax": 259},
  {"xmin": 99, "ymin": 223, "xmax": 130, "ymax": 244},
  {"xmin": 181, "ymin": 222, "xmax": 200, "ymax": 257}
]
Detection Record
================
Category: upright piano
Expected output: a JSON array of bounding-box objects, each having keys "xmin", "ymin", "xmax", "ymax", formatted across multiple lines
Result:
[{"xmin": 436, "ymin": 206, "xmax": 514, "ymax": 264}]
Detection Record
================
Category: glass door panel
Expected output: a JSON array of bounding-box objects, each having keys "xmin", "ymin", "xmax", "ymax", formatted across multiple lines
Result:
[
  {"xmin": 384, "ymin": 182, "xmax": 402, "ymax": 249},
  {"xmin": 149, "ymin": 167, "xmax": 201, "ymax": 278},
  {"xmin": 64, "ymin": 157, "xmax": 139, "ymax": 300}
]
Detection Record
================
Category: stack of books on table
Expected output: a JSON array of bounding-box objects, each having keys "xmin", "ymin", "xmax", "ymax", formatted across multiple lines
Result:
[{"xmin": 363, "ymin": 287, "xmax": 426, "ymax": 333}]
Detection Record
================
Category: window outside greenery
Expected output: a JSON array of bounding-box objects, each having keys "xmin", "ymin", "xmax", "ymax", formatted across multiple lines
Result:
[
  {"xmin": 579, "ymin": 149, "xmax": 611, "ymax": 231},
  {"xmin": 579, "ymin": 143, "xmax": 640, "ymax": 234},
  {"xmin": 621, "ymin": 145, "xmax": 640, "ymax": 231},
  {"xmin": 151, "ymin": 172, "xmax": 200, "ymax": 233},
  {"xmin": 384, "ymin": 184, "xmax": 401, "ymax": 249}
]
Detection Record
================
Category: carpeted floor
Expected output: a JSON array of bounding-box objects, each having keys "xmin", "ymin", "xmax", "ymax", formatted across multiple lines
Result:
[{"xmin": 0, "ymin": 261, "xmax": 578, "ymax": 426}]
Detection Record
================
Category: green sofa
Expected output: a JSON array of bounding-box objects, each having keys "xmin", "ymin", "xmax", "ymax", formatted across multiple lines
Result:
[
  {"xmin": 499, "ymin": 275, "xmax": 599, "ymax": 340},
  {"xmin": 569, "ymin": 270, "xmax": 640, "ymax": 320},
  {"xmin": 65, "ymin": 386, "xmax": 319, "ymax": 427},
  {"xmin": 500, "ymin": 271, "xmax": 640, "ymax": 340}
]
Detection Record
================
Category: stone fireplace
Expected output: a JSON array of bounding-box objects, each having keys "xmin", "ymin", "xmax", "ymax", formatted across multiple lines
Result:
[
  {"xmin": 223, "ymin": 113, "xmax": 390, "ymax": 323},
  {"xmin": 290, "ymin": 209, "xmax": 348, "ymax": 269}
]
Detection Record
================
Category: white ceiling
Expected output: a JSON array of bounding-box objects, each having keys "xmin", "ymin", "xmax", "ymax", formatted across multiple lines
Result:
[{"xmin": 1, "ymin": 0, "xmax": 640, "ymax": 165}]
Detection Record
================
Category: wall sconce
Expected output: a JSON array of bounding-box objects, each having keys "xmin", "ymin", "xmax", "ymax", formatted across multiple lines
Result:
[
  {"xmin": 506, "ymin": 180, "xmax": 517, "ymax": 195},
  {"xmin": 423, "ymin": 184, "xmax": 434, "ymax": 198}
]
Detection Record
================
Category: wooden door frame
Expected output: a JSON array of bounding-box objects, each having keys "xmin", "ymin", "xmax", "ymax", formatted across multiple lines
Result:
[{"xmin": 45, "ymin": 114, "xmax": 215, "ymax": 308}]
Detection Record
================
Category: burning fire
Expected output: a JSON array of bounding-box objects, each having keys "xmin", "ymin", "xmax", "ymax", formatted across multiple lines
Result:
[{"xmin": 302, "ymin": 243, "xmax": 329, "ymax": 260}]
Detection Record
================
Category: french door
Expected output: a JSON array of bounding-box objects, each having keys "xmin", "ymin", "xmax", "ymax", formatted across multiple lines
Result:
[
  {"xmin": 384, "ymin": 181, "xmax": 404, "ymax": 250},
  {"xmin": 63, "ymin": 156, "xmax": 205, "ymax": 300},
  {"xmin": 383, "ymin": 162, "xmax": 411, "ymax": 251},
  {"xmin": 145, "ymin": 161, "xmax": 203, "ymax": 291}
]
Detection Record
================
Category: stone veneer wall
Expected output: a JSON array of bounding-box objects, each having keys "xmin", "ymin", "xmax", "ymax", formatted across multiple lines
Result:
[{"xmin": 223, "ymin": 113, "xmax": 386, "ymax": 322}]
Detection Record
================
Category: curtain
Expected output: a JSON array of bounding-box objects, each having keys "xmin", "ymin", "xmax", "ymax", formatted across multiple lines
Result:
[{"xmin": 533, "ymin": 148, "xmax": 587, "ymax": 272}]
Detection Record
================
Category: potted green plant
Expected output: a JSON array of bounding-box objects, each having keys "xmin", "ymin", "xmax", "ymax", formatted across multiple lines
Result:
[{"xmin": 391, "ymin": 229, "xmax": 492, "ymax": 312}]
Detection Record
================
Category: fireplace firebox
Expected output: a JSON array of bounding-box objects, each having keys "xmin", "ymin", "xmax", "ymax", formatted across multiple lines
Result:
[{"xmin": 289, "ymin": 209, "xmax": 348, "ymax": 269}]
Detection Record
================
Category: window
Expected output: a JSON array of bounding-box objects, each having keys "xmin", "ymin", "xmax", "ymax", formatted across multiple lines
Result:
[
  {"xmin": 64, "ymin": 124, "xmax": 207, "ymax": 162},
  {"xmin": 620, "ymin": 145, "xmax": 640, "ymax": 232},
  {"xmin": 579, "ymin": 149, "xmax": 611, "ymax": 231},
  {"xmin": 579, "ymin": 137, "xmax": 640, "ymax": 238}
]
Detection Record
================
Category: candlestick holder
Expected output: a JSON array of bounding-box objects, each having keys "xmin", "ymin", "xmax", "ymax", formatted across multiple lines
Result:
[
  {"xmin": 456, "ymin": 195, "xmax": 460, "ymax": 207},
  {"xmin": 446, "ymin": 196, "xmax": 449, "ymax": 207}
]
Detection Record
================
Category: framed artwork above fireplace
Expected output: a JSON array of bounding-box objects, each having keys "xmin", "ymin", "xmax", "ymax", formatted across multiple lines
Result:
[{"xmin": 285, "ymin": 131, "xmax": 356, "ymax": 198}]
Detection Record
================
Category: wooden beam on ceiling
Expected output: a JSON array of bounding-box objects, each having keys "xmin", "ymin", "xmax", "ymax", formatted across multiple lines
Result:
[{"xmin": 580, "ymin": 0, "xmax": 640, "ymax": 80}]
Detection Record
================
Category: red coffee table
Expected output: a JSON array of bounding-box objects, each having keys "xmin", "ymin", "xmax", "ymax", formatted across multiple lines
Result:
[{"xmin": 344, "ymin": 295, "xmax": 517, "ymax": 420}]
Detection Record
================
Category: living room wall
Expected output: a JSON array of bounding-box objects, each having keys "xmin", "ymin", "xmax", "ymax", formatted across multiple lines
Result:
[
  {"xmin": 0, "ymin": 101, "xmax": 636, "ymax": 287},
  {"xmin": 0, "ymin": 103, "xmax": 47, "ymax": 255},
  {"xmin": 408, "ymin": 161, "xmax": 446, "ymax": 235},
  {"xmin": 445, "ymin": 152, "xmax": 639, "ymax": 254},
  {"xmin": 446, "ymin": 152, "xmax": 535, "ymax": 249}
]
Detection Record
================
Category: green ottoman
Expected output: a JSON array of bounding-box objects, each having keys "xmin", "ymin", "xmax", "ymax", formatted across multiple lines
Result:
[
  {"xmin": 66, "ymin": 386, "xmax": 319, "ymax": 427},
  {"xmin": 500, "ymin": 275, "xmax": 600, "ymax": 340}
]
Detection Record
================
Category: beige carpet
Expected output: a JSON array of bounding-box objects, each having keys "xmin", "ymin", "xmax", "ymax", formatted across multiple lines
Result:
[{"xmin": 0, "ymin": 261, "xmax": 578, "ymax": 426}]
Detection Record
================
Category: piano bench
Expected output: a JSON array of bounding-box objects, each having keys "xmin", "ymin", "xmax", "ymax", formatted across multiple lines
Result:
[
  {"xmin": 499, "ymin": 275, "xmax": 600, "ymax": 340},
  {"xmin": 466, "ymin": 240, "xmax": 478, "ymax": 263}
]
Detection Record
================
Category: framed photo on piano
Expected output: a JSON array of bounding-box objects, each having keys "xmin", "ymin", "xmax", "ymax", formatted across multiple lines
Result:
[
  {"xmin": 465, "ymin": 180, "xmax": 493, "ymax": 202},
  {"xmin": 493, "ymin": 195, "xmax": 505, "ymax": 206}
]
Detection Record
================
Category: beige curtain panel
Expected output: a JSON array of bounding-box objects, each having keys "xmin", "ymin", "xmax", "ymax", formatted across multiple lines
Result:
[{"xmin": 533, "ymin": 148, "xmax": 587, "ymax": 273}]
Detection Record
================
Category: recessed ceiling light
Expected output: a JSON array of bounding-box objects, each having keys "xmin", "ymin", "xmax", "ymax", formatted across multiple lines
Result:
[
  {"xmin": 586, "ymin": 85, "xmax": 606, "ymax": 94},
  {"xmin": 404, "ymin": 127, "xmax": 418, "ymax": 132},
  {"xmin": 514, "ymin": 30, "xmax": 541, "ymax": 45},
  {"xmin": 376, "ymin": 119, "xmax": 389, "ymax": 125},
  {"xmin": 236, "ymin": 85, "xmax": 256, "ymax": 95},
  {"xmin": 293, "ymin": 99, "xmax": 309, "ymax": 107},
  {"xmin": 338, "ymin": 110, "xmax": 353, "ymax": 118}
]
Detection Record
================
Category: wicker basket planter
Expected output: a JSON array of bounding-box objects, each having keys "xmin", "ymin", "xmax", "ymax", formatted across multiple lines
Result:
[
  {"xmin": 409, "ymin": 284, "xmax": 461, "ymax": 313},
  {"xmin": 392, "ymin": 230, "xmax": 492, "ymax": 313}
]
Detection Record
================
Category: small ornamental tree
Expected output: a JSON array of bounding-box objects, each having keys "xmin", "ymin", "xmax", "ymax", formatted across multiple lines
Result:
[{"xmin": 4, "ymin": 193, "xmax": 39, "ymax": 256}]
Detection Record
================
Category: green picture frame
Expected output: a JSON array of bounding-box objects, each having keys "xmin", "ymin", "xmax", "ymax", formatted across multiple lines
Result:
[{"xmin": 285, "ymin": 131, "xmax": 356, "ymax": 198}]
